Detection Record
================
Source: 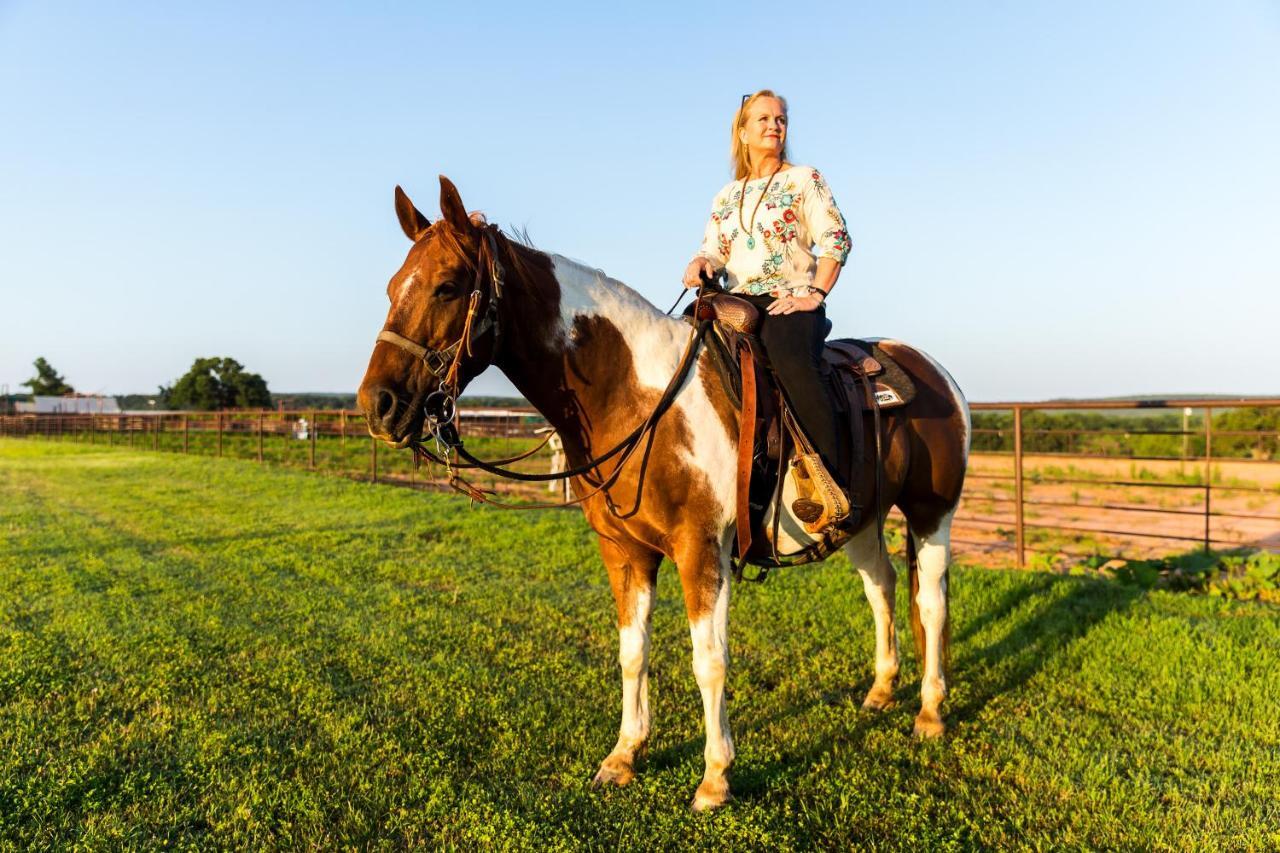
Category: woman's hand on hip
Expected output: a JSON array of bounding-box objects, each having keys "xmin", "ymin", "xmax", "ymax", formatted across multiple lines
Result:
[
  {"xmin": 683, "ymin": 256, "xmax": 719, "ymax": 289},
  {"xmin": 767, "ymin": 293, "xmax": 824, "ymax": 315}
]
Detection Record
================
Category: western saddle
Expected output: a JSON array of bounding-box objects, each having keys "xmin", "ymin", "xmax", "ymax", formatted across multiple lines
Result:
[{"xmin": 684, "ymin": 290, "xmax": 915, "ymax": 576}]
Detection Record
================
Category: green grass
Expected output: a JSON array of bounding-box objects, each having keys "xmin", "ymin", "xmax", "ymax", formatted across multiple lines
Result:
[{"xmin": 2, "ymin": 440, "xmax": 1278, "ymax": 849}]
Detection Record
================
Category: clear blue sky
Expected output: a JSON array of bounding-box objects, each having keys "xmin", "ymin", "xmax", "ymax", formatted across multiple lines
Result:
[{"xmin": 2, "ymin": 1, "xmax": 1277, "ymax": 402}]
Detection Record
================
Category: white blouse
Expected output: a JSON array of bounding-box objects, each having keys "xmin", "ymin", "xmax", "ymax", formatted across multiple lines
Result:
[{"xmin": 696, "ymin": 165, "xmax": 851, "ymax": 298}]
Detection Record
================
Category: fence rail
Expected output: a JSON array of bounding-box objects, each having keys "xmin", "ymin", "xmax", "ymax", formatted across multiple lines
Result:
[
  {"xmin": 961, "ymin": 398, "xmax": 1280, "ymax": 566},
  {"xmin": 3, "ymin": 398, "xmax": 1278, "ymax": 567}
]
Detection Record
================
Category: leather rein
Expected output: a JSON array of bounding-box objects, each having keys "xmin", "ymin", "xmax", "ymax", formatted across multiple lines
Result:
[{"xmin": 374, "ymin": 225, "xmax": 714, "ymax": 511}]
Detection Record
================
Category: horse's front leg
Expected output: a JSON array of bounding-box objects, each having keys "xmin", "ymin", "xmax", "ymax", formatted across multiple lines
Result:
[
  {"xmin": 591, "ymin": 536, "xmax": 661, "ymax": 788},
  {"xmin": 676, "ymin": 534, "xmax": 735, "ymax": 812}
]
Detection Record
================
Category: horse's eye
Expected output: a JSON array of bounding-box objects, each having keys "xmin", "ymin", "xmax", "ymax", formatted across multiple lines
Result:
[{"xmin": 433, "ymin": 280, "xmax": 461, "ymax": 301}]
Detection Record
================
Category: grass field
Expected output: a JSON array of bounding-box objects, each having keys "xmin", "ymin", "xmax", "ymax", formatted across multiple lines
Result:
[{"xmin": 2, "ymin": 440, "xmax": 1278, "ymax": 849}]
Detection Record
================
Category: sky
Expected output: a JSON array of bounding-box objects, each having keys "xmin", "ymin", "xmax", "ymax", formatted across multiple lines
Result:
[{"xmin": 1, "ymin": 1, "xmax": 1277, "ymax": 402}]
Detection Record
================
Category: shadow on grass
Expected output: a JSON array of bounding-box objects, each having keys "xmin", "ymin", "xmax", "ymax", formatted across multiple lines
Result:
[
  {"xmin": 649, "ymin": 570, "xmax": 1147, "ymax": 805},
  {"xmin": 946, "ymin": 573, "xmax": 1144, "ymax": 724}
]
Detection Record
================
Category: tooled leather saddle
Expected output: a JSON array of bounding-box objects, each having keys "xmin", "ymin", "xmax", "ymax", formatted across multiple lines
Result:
[{"xmin": 683, "ymin": 290, "xmax": 916, "ymax": 571}]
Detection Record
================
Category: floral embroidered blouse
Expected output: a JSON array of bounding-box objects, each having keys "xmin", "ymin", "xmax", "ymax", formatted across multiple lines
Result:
[{"xmin": 696, "ymin": 165, "xmax": 851, "ymax": 298}]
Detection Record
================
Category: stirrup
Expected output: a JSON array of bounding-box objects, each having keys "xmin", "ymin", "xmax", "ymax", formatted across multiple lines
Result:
[{"xmin": 789, "ymin": 453, "xmax": 850, "ymax": 534}]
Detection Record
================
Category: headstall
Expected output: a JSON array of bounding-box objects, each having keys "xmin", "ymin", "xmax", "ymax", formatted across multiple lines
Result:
[{"xmin": 375, "ymin": 225, "xmax": 506, "ymax": 445}]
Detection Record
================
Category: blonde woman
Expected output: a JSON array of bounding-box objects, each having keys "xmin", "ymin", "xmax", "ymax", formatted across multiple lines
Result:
[{"xmin": 683, "ymin": 89, "xmax": 852, "ymax": 527}]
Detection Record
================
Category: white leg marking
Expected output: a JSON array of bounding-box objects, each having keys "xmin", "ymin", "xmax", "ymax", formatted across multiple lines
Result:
[
  {"xmin": 689, "ymin": 558, "xmax": 734, "ymax": 810},
  {"xmin": 616, "ymin": 585, "xmax": 653, "ymax": 752},
  {"xmin": 912, "ymin": 510, "xmax": 953, "ymax": 737},
  {"xmin": 593, "ymin": 584, "xmax": 654, "ymax": 787},
  {"xmin": 844, "ymin": 526, "xmax": 899, "ymax": 709}
]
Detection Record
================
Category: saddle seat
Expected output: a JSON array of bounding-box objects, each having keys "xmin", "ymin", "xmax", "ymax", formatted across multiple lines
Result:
[
  {"xmin": 690, "ymin": 291, "xmax": 915, "ymax": 415},
  {"xmin": 684, "ymin": 291, "xmax": 917, "ymax": 571}
]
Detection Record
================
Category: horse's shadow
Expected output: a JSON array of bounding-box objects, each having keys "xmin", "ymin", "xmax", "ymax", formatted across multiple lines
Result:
[{"xmin": 646, "ymin": 571, "xmax": 1145, "ymax": 799}]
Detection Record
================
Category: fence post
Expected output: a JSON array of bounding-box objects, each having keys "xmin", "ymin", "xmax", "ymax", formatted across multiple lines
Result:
[
  {"xmin": 341, "ymin": 410, "xmax": 347, "ymax": 453},
  {"xmin": 258, "ymin": 411, "xmax": 265, "ymax": 463},
  {"xmin": 183, "ymin": 415, "xmax": 189, "ymax": 454},
  {"xmin": 217, "ymin": 412, "xmax": 224, "ymax": 457},
  {"xmin": 309, "ymin": 410, "xmax": 317, "ymax": 469},
  {"xmin": 1014, "ymin": 405, "xmax": 1025, "ymax": 569},
  {"xmin": 370, "ymin": 434, "xmax": 377, "ymax": 483},
  {"xmin": 1203, "ymin": 407, "xmax": 1212, "ymax": 553},
  {"xmin": 90, "ymin": 415, "xmax": 96, "ymax": 444}
]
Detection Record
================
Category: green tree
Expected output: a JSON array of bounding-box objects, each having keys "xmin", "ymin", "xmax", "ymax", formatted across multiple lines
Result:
[
  {"xmin": 21, "ymin": 357, "xmax": 74, "ymax": 396},
  {"xmin": 1213, "ymin": 406, "xmax": 1280, "ymax": 460},
  {"xmin": 161, "ymin": 357, "xmax": 271, "ymax": 410}
]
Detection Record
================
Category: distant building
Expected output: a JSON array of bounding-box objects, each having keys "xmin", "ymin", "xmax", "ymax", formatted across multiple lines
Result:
[{"xmin": 16, "ymin": 395, "xmax": 121, "ymax": 414}]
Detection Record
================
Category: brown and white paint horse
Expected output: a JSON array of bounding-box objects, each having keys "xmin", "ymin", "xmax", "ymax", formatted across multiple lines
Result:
[{"xmin": 358, "ymin": 177, "xmax": 969, "ymax": 811}]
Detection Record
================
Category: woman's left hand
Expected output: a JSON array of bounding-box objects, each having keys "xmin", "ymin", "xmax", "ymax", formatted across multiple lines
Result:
[{"xmin": 767, "ymin": 293, "xmax": 823, "ymax": 315}]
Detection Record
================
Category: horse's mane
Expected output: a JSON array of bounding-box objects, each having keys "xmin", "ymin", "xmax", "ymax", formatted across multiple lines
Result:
[
  {"xmin": 428, "ymin": 219, "xmax": 554, "ymax": 295},
  {"xmin": 430, "ymin": 217, "xmax": 666, "ymax": 323}
]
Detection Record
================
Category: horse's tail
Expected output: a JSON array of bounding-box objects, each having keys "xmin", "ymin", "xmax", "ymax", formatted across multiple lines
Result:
[{"xmin": 907, "ymin": 531, "xmax": 925, "ymax": 665}]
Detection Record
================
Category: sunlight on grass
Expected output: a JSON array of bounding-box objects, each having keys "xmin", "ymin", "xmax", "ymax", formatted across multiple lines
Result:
[{"xmin": 1, "ymin": 439, "xmax": 1278, "ymax": 848}]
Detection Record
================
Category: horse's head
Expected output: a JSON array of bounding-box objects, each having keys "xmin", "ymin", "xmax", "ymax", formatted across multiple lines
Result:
[{"xmin": 357, "ymin": 176, "xmax": 502, "ymax": 447}]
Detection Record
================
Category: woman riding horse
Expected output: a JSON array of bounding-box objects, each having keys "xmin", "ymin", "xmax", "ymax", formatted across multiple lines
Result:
[{"xmin": 683, "ymin": 89, "xmax": 852, "ymax": 534}]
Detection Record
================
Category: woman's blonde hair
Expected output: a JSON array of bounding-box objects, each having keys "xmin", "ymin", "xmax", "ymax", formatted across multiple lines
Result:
[{"xmin": 731, "ymin": 89, "xmax": 790, "ymax": 179}]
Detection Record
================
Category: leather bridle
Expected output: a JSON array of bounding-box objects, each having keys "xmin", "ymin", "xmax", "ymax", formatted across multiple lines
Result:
[{"xmin": 376, "ymin": 225, "xmax": 505, "ymax": 395}]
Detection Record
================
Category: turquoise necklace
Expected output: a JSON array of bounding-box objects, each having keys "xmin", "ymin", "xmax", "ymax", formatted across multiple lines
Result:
[{"xmin": 738, "ymin": 162, "xmax": 784, "ymax": 250}]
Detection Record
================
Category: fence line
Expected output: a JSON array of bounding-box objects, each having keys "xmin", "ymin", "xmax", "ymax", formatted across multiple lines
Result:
[
  {"xmin": 3, "ymin": 399, "xmax": 1278, "ymax": 566},
  {"xmin": 963, "ymin": 399, "xmax": 1279, "ymax": 566}
]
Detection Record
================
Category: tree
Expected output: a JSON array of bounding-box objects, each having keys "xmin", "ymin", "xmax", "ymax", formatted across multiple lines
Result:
[
  {"xmin": 161, "ymin": 357, "xmax": 272, "ymax": 410},
  {"xmin": 21, "ymin": 357, "xmax": 74, "ymax": 396}
]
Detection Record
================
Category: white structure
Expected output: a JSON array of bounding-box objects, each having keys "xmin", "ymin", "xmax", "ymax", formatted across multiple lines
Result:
[{"xmin": 16, "ymin": 395, "xmax": 121, "ymax": 414}]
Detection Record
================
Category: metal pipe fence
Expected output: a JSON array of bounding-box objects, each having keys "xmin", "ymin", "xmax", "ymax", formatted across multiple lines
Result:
[
  {"xmin": 959, "ymin": 398, "xmax": 1280, "ymax": 566},
  {"xmin": 0, "ymin": 408, "xmax": 553, "ymax": 494},
  {"xmin": 3, "ymin": 399, "xmax": 1277, "ymax": 566}
]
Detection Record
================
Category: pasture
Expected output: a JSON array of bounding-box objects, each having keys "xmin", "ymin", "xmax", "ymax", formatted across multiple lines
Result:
[{"xmin": 2, "ymin": 440, "xmax": 1278, "ymax": 849}]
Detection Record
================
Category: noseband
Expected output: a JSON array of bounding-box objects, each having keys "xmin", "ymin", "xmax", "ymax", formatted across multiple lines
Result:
[{"xmin": 375, "ymin": 225, "xmax": 506, "ymax": 395}]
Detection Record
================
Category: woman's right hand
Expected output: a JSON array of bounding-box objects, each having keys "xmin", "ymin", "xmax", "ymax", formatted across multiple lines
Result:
[{"xmin": 683, "ymin": 256, "xmax": 719, "ymax": 289}]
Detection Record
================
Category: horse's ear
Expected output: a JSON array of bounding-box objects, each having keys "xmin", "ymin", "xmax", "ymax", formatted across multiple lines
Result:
[
  {"xmin": 394, "ymin": 185, "xmax": 430, "ymax": 242},
  {"xmin": 438, "ymin": 175, "xmax": 474, "ymax": 235}
]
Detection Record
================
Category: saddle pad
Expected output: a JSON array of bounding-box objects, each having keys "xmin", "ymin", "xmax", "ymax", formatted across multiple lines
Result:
[{"xmin": 824, "ymin": 339, "xmax": 917, "ymax": 409}]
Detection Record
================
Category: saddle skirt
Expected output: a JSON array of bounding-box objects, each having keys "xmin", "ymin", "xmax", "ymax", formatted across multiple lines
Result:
[{"xmin": 684, "ymin": 291, "xmax": 916, "ymax": 571}]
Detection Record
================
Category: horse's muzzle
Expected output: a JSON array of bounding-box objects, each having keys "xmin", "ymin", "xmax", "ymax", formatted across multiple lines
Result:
[{"xmin": 358, "ymin": 383, "xmax": 423, "ymax": 447}]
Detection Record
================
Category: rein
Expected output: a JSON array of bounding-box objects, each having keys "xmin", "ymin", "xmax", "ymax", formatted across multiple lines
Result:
[{"xmin": 374, "ymin": 225, "xmax": 716, "ymax": 512}]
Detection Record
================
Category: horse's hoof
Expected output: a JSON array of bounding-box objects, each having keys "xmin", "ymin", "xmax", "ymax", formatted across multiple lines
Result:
[
  {"xmin": 861, "ymin": 685, "xmax": 896, "ymax": 711},
  {"xmin": 691, "ymin": 777, "xmax": 732, "ymax": 812},
  {"xmin": 913, "ymin": 712, "xmax": 945, "ymax": 739},
  {"xmin": 591, "ymin": 755, "xmax": 636, "ymax": 788}
]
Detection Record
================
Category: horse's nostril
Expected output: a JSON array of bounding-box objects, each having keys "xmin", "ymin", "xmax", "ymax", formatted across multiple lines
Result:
[{"xmin": 375, "ymin": 389, "xmax": 397, "ymax": 422}]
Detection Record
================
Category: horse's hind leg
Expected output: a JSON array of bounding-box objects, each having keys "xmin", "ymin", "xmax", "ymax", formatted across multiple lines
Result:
[
  {"xmin": 844, "ymin": 525, "xmax": 899, "ymax": 710},
  {"xmin": 908, "ymin": 510, "xmax": 954, "ymax": 738},
  {"xmin": 591, "ymin": 536, "xmax": 661, "ymax": 788}
]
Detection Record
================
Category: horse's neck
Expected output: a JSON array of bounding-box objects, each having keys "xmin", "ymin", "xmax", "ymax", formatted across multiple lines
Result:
[{"xmin": 495, "ymin": 254, "xmax": 689, "ymax": 454}]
